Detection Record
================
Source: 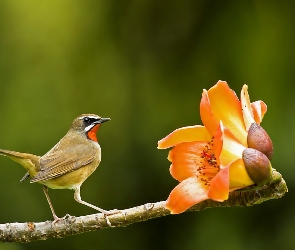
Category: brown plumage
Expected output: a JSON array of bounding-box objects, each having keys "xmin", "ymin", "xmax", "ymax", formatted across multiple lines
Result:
[{"xmin": 0, "ymin": 114, "xmax": 114, "ymax": 221}]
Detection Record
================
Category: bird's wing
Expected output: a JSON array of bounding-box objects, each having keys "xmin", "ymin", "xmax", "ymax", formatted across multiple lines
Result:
[{"xmin": 30, "ymin": 144, "xmax": 96, "ymax": 183}]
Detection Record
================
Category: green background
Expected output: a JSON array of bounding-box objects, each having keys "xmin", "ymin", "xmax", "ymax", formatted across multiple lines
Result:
[{"xmin": 0, "ymin": 1, "xmax": 293, "ymax": 249}]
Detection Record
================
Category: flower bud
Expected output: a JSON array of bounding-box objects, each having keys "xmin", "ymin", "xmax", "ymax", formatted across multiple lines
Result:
[
  {"xmin": 247, "ymin": 123, "xmax": 273, "ymax": 160},
  {"xmin": 242, "ymin": 148, "xmax": 273, "ymax": 186}
]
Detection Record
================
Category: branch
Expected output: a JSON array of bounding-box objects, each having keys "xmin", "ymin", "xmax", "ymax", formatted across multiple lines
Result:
[{"xmin": 0, "ymin": 169, "xmax": 287, "ymax": 243}]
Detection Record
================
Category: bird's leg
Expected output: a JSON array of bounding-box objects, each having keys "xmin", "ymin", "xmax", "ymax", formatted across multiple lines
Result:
[
  {"xmin": 43, "ymin": 185, "xmax": 60, "ymax": 222},
  {"xmin": 73, "ymin": 187, "xmax": 119, "ymax": 226},
  {"xmin": 73, "ymin": 186, "xmax": 118, "ymax": 214}
]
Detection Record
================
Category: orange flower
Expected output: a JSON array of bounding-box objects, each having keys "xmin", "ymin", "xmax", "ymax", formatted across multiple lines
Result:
[{"xmin": 158, "ymin": 81, "xmax": 269, "ymax": 214}]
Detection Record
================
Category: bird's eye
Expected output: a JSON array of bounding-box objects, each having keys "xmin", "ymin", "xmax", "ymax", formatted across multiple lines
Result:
[{"xmin": 83, "ymin": 117, "xmax": 90, "ymax": 123}]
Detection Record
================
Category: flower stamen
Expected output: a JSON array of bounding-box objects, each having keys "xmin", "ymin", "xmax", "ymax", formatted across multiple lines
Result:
[{"xmin": 197, "ymin": 138, "xmax": 220, "ymax": 186}]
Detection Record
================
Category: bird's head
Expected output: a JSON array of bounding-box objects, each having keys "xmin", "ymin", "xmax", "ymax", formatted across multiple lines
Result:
[{"xmin": 71, "ymin": 114, "xmax": 111, "ymax": 142}]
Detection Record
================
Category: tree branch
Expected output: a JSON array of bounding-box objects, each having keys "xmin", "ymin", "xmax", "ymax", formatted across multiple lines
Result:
[{"xmin": 0, "ymin": 169, "xmax": 287, "ymax": 243}]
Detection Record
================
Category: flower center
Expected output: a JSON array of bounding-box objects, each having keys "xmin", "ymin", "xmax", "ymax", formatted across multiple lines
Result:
[{"xmin": 198, "ymin": 138, "xmax": 220, "ymax": 186}]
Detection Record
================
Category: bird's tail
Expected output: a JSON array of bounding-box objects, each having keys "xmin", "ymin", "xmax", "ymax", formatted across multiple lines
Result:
[{"xmin": 0, "ymin": 149, "xmax": 40, "ymax": 180}]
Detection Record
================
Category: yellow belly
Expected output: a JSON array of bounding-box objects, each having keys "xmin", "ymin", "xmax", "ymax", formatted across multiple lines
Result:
[{"xmin": 40, "ymin": 163, "xmax": 98, "ymax": 190}]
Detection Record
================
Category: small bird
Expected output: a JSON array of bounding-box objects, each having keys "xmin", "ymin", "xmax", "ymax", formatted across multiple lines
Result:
[{"xmin": 0, "ymin": 114, "xmax": 115, "ymax": 222}]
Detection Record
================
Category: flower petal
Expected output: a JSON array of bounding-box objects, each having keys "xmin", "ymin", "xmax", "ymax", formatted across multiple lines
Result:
[
  {"xmin": 207, "ymin": 81, "xmax": 247, "ymax": 146},
  {"xmin": 200, "ymin": 89, "xmax": 219, "ymax": 136},
  {"xmin": 207, "ymin": 167, "xmax": 229, "ymax": 201},
  {"xmin": 220, "ymin": 128, "xmax": 245, "ymax": 167},
  {"xmin": 158, "ymin": 125, "xmax": 211, "ymax": 149},
  {"xmin": 251, "ymin": 101, "xmax": 267, "ymax": 124},
  {"xmin": 169, "ymin": 141, "xmax": 208, "ymax": 181},
  {"xmin": 212, "ymin": 121, "xmax": 223, "ymax": 161},
  {"xmin": 229, "ymin": 158, "xmax": 255, "ymax": 189},
  {"xmin": 241, "ymin": 84, "xmax": 255, "ymax": 131},
  {"xmin": 166, "ymin": 176, "xmax": 209, "ymax": 214},
  {"xmin": 167, "ymin": 150, "xmax": 173, "ymax": 162}
]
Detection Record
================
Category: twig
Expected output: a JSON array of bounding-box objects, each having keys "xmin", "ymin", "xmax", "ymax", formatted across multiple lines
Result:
[{"xmin": 0, "ymin": 170, "xmax": 287, "ymax": 243}]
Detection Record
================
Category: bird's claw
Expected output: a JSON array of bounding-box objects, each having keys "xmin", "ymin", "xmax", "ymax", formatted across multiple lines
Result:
[
  {"xmin": 102, "ymin": 209, "xmax": 121, "ymax": 227},
  {"xmin": 103, "ymin": 209, "xmax": 121, "ymax": 216},
  {"xmin": 52, "ymin": 213, "xmax": 72, "ymax": 224}
]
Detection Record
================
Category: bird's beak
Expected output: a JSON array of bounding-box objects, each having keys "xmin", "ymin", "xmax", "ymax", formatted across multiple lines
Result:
[{"xmin": 97, "ymin": 118, "xmax": 111, "ymax": 124}]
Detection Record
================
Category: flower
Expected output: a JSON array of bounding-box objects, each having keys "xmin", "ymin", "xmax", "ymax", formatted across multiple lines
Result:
[{"xmin": 158, "ymin": 81, "xmax": 272, "ymax": 214}]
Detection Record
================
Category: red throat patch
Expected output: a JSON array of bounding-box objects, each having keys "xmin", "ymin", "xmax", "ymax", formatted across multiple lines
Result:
[{"xmin": 87, "ymin": 124, "xmax": 100, "ymax": 142}]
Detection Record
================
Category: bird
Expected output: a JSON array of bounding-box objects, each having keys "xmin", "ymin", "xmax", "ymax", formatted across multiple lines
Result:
[{"xmin": 0, "ymin": 114, "xmax": 116, "ymax": 222}]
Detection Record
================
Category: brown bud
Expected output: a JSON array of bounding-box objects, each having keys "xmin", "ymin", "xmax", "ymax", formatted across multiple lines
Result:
[
  {"xmin": 247, "ymin": 123, "xmax": 273, "ymax": 160},
  {"xmin": 243, "ymin": 148, "xmax": 273, "ymax": 186}
]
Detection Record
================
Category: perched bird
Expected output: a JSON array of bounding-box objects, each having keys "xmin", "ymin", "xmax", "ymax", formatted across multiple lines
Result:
[{"xmin": 0, "ymin": 114, "xmax": 114, "ymax": 221}]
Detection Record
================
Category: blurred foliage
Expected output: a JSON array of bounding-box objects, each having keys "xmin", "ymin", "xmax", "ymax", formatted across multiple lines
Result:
[{"xmin": 0, "ymin": 0, "xmax": 293, "ymax": 249}]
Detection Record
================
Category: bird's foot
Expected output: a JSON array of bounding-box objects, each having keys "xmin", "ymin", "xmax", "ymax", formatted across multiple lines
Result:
[
  {"xmin": 101, "ymin": 209, "xmax": 121, "ymax": 227},
  {"xmin": 103, "ymin": 209, "xmax": 121, "ymax": 216},
  {"xmin": 52, "ymin": 213, "xmax": 72, "ymax": 224},
  {"xmin": 52, "ymin": 215, "xmax": 61, "ymax": 224}
]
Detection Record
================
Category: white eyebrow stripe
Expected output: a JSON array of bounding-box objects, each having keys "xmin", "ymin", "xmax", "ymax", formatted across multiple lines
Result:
[{"xmin": 79, "ymin": 115, "xmax": 99, "ymax": 120}]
